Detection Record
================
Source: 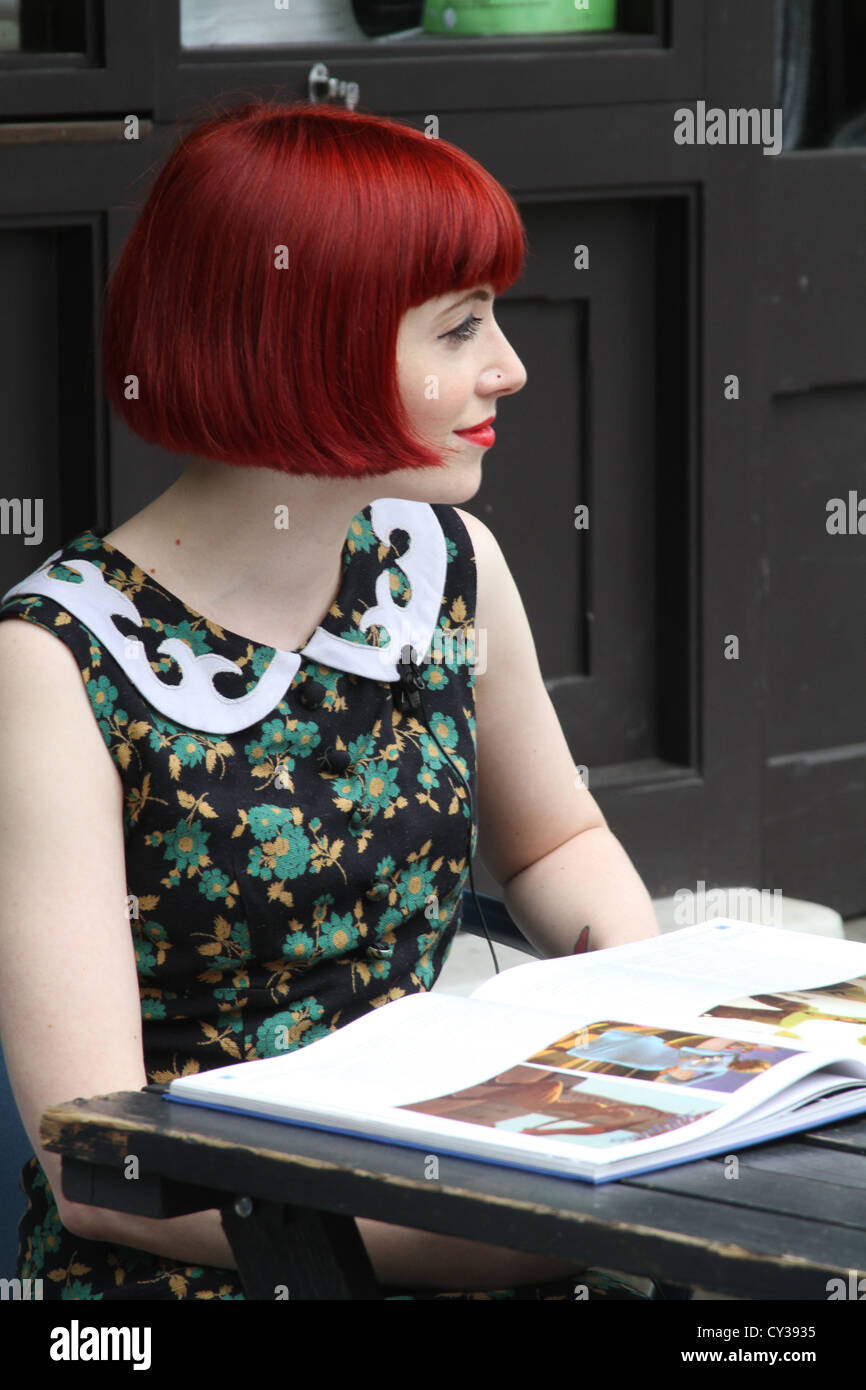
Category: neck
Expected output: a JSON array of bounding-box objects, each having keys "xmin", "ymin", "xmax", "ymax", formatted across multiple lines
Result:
[{"xmin": 120, "ymin": 456, "xmax": 379, "ymax": 613}]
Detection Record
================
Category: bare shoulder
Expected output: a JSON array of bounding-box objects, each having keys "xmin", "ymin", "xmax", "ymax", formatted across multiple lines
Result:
[
  {"xmin": 0, "ymin": 611, "xmax": 91, "ymax": 687},
  {"xmin": 0, "ymin": 617, "xmax": 122, "ymax": 790},
  {"xmin": 0, "ymin": 610, "xmax": 83, "ymax": 676},
  {"xmin": 452, "ymin": 505, "xmax": 529, "ymax": 684},
  {"xmin": 452, "ymin": 505, "xmax": 497, "ymax": 558},
  {"xmin": 452, "ymin": 506, "xmax": 503, "ymax": 654}
]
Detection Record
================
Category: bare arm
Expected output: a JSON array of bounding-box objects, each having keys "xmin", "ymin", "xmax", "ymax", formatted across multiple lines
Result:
[
  {"xmin": 501, "ymin": 825, "xmax": 660, "ymax": 955},
  {"xmin": 455, "ymin": 507, "xmax": 659, "ymax": 953},
  {"xmin": 0, "ymin": 617, "xmax": 600, "ymax": 1293},
  {"xmin": 0, "ymin": 617, "xmax": 237, "ymax": 1266}
]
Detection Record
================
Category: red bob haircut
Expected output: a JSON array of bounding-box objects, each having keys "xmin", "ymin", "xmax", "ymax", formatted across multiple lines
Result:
[{"xmin": 102, "ymin": 99, "xmax": 527, "ymax": 478}]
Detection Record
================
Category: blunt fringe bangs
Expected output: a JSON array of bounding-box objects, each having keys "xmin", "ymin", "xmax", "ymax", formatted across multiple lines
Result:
[{"xmin": 101, "ymin": 99, "xmax": 528, "ymax": 478}]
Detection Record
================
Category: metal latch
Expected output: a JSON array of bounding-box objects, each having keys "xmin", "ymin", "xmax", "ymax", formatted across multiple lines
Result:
[{"xmin": 308, "ymin": 62, "xmax": 360, "ymax": 110}]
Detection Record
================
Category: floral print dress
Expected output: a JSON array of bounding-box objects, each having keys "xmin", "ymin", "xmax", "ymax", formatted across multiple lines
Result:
[{"xmin": 0, "ymin": 499, "xmax": 649, "ymax": 1301}]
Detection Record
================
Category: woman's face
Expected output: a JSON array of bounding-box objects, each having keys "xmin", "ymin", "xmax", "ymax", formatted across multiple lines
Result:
[{"xmin": 393, "ymin": 282, "xmax": 527, "ymax": 502}]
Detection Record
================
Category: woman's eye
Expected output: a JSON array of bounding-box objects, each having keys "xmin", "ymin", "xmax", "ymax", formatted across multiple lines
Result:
[{"xmin": 441, "ymin": 314, "xmax": 483, "ymax": 344}]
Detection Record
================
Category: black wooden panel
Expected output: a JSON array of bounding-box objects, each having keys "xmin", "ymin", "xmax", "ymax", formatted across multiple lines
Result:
[
  {"xmin": 57, "ymin": 223, "xmax": 100, "ymax": 539},
  {"xmin": 759, "ymin": 361, "xmax": 866, "ymax": 915},
  {"xmin": 750, "ymin": 24, "xmax": 866, "ymax": 917},
  {"xmin": 765, "ymin": 752, "xmax": 866, "ymax": 917},
  {"xmin": 765, "ymin": 385, "xmax": 866, "ymax": 756},
  {"xmin": 0, "ymin": 221, "xmax": 102, "ymax": 590},
  {"xmin": 0, "ymin": 227, "xmax": 59, "ymax": 574},
  {"xmin": 759, "ymin": 154, "xmax": 866, "ymax": 393},
  {"xmin": 696, "ymin": 0, "xmax": 777, "ymax": 918},
  {"xmin": 655, "ymin": 195, "xmax": 694, "ymax": 768},
  {"xmin": 0, "ymin": 127, "xmax": 167, "ymax": 216}
]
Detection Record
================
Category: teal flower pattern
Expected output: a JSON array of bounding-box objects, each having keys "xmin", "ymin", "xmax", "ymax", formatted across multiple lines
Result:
[{"xmin": 0, "ymin": 505, "xmax": 648, "ymax": 1302}]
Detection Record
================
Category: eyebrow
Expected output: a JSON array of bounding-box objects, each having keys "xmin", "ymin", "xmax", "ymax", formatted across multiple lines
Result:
[{"xmin": 434, "ymin": 288, "xmax": 493, "ymax": 323}]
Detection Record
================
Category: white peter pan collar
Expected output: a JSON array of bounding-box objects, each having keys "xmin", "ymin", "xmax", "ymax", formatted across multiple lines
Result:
[{"xmin": 1, "ymin": 497, "xmax": 447, "ymax": 735}]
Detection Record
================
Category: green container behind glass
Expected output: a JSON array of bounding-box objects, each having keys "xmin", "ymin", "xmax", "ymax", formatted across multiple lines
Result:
[{"xmin": 422, "ymin": 0, "xmax": 617, "ymax": 37}]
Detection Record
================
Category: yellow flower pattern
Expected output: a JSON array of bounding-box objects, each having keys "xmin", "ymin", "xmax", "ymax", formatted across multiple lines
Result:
[{"xmin": 0, "ymin": 505, "xmax": 647, "ymax": 1301}]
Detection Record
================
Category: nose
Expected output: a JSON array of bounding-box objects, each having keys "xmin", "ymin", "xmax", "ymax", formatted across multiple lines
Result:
[{"xmin": 484, "ymin": 323, "xmax": 527, "ymax": 396}]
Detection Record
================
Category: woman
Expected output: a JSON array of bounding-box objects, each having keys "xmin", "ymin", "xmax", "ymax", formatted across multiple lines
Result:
[{"xmin": 0, "ymin": 99, "xmax": 660, "ymax": 1300}]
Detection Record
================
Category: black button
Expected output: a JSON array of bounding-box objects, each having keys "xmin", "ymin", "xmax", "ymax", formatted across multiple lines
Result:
[
  {"xmin": 298, "ymin": 678, "xmax": 326, "ymax": 709},
  {"xmin": 349, "ymin": 805, "xmax": 374, "ymax": 829},
  {"xmin": 320, "ymin": 747, "xmax": 352, "ymax": 774}
]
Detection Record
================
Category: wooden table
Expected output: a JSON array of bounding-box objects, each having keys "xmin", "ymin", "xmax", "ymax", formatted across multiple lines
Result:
[{"xmin": 40, "ymin": 1088, "xmax": 866, "ymax": 1300}]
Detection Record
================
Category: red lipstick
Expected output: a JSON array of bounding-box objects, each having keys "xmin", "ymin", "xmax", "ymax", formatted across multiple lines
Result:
[{"xmin": 454, "ymin": 416, "xmax": 496, "ymax": 446}]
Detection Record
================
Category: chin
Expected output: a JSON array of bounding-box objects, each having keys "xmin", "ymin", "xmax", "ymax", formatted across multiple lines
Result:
[
  {"xmin": 377, "ymin": 458, "xmax": 483, "ymax": 507},
  {"xmin": 422, "ymin": 469, "xmax": 483, "ymax": 507}
]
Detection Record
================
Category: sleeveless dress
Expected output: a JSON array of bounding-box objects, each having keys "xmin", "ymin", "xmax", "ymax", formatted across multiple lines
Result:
[{"xmin": 0, "ymin": 499, "xmax": 650, "ymax": 1301}]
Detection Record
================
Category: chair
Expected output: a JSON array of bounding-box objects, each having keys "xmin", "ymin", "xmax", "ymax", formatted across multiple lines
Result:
[
  {"xmin": 459, "ymin": 887, "xmax": 546, "ymax": 958},
  {"xmin": 460, "ymin": 889, "xmax": 694, "ymax": 1301}
]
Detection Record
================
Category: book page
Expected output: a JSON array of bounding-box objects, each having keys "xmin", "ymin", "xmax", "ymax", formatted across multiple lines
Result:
[
  {"xmin": 470, "ymin": 919, "xmax": 866, "ymax": 1059},
  {"xmin": 169, "ymin": 975, "xmax": 863, "ymax": 1168}
]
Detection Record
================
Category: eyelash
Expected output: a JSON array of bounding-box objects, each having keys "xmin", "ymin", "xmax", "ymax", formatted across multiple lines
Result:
[{"xmin": 444, "ymin": 314, "xmax": 483, "ymax": 343}]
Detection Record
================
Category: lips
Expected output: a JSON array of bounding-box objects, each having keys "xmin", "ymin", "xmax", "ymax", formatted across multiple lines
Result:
[
  {"xmin": 454, "ymin": 417, "xmax": 496, "ymax": 447},
  {"xmin": 455, "ymin": 416, "xmax": 495, "ymax": 434}
]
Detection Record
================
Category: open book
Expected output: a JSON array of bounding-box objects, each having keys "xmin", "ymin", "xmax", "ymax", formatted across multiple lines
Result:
[{"xmin": 164, "ymin": 919, "xmax": 866, "ymax": 1183}]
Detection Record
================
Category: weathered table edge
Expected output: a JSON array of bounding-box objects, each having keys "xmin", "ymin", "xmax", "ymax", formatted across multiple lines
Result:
[{"xmin": 38, "ymin": 1090, "xmax": 866, "ymax": 1299}]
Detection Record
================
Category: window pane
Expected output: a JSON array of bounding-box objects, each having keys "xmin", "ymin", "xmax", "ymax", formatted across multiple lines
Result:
[
  {"xmin": 0, "ymin": 0, "xmax": 89, "ymax": 53},
  {"xmin": 179, "ymin": 0, "xmax": 657, "ymax": 47},
  {"xmin": 776, "ymin": 0, "xmax": 866, "ymax": 150}
]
